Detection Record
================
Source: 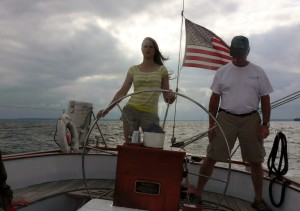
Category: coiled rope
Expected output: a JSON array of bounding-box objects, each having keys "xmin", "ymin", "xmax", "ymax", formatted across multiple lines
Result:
[{"xmin": 267, "ymin": 131, "xmax": 289, "ymax": 207}]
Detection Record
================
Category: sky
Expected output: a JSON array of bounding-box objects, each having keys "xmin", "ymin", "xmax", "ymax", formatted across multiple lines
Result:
[{"xmin": 0, "ymin": 0, "xmax": 300, "ymax": 120}]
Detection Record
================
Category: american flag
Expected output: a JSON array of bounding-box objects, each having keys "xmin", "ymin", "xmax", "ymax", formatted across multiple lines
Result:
[{"xmin": 183, "ymin": 19, "xmax": 232, "ymax": 71}]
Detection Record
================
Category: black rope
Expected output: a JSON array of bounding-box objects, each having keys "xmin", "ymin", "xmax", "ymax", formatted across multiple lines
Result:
[{"xmin": 267, "ymin": 131, "xmax": 289, "ymax": 207}]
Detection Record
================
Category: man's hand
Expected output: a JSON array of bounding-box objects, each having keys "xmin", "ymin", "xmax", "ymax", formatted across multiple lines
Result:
[{"xmin": 260, "ymin": 125, "xmax": 270, "ymax": 139}]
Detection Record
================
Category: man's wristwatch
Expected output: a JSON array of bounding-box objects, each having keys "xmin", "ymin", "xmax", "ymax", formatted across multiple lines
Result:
[{"xmin": 262, "ymin": 122, "xmax": 270, "ymax": 127}]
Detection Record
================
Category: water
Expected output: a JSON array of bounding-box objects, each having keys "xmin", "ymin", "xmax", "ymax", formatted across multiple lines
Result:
[{"xmin": 0, "ymin": 119, "xmax": 299, "ymax": 182}]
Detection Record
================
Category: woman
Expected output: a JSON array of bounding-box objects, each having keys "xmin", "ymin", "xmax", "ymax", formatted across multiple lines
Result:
[{"xmin": 97, "ymin": 37, "xmax": 176, "ymax": 143}]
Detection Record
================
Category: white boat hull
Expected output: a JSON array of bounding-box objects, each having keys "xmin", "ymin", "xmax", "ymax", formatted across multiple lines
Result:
[{"xmin": 3, "ymin": 149, "xmax": 300, "ymax": 211}]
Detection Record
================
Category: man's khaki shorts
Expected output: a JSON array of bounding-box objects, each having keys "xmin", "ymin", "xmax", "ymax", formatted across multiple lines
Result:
[{"xmin": 207, "ymin": 111, "xmax": 266, "ymax": 163}]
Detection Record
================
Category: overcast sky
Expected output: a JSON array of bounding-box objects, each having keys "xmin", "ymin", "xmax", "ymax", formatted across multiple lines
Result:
[{"xmin": 0, "ymin": 0, "xmax": 299, "ymax": 120}]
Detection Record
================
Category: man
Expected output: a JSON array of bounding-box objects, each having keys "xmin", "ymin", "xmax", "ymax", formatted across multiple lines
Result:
[{"xmin": 191, "ymin": 36, "xmax": 273, "ymax": 211}]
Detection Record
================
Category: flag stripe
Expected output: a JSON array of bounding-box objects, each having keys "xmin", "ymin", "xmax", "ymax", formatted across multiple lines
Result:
[
  {"xmin": 185, "ymin": 46, "xmax": 232, "ymax": 61},
  {"xmin": 183, "ymin": 63, "xmax": 220, "ymax": 70},
  {"xmin": 211, "ymin": 37, "xmax": 228, "ymax": 48},
  {"xmin": 184, "ymin": 55, "xmax": 230, "ymax": 65},
  {"xmin": 184, "ymin": 56, "xmax": 226, "ymax": 67}
]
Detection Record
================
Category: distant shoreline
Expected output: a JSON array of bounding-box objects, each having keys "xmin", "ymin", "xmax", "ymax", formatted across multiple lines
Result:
[{"xmin": 0, "ymin": 118, "xmax": 57, "ymax": 121}]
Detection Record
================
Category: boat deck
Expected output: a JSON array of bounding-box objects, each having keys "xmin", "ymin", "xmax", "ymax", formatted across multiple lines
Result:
[{"xmin": 13, "ymin": 179, "xmax": 257, "ymax": 211}]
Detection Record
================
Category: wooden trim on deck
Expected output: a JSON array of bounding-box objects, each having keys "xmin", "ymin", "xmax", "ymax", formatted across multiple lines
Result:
[{"xmin": 13, "ymin": 179, "xmax": 115, "ymax": 205}]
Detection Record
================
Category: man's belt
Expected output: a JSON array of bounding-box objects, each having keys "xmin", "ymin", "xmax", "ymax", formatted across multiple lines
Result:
[{"xmin": 219, "ymin": 108, "xmax": 257, "ymax": 117}]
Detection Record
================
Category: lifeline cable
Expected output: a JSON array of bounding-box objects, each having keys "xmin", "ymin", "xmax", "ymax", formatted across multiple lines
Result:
[
  {"xmin": 257, "ymin": 90, "xmax": 300, "ymax": 113},
  {"xmin": 267, "ymin": 131, "xmax": 289, "ymax": 207}
]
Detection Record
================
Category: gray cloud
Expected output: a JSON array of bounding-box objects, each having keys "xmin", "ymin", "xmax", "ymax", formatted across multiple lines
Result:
[{"xmin": 0, "ymin": 0, "xmax": 300, "ymax": 120}]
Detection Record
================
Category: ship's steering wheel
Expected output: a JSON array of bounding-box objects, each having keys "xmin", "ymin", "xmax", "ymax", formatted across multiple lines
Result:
[{"xmin": 81, "ymin": 89, "xmax": 232, "ymax": 210}]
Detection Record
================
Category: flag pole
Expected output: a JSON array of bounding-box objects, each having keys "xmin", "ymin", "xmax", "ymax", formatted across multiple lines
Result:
[
  {"xmin": 169, "ymin": 0, "xmax": 185, "ymax": 144},
  {"xmin": 175, "ymin": 0, "xmax": 185, "ymax": 93}
]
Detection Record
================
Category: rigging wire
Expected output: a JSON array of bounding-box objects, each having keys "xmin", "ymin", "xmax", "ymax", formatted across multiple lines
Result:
[
  {"xmin": 269, "ymin": 91, "xmax": 300, "ymax": 105},
  {"xmin": 270, "ymin": 95, "xmax": 300, "ymax": 109},
  {"xmin": 258, "ymin": 90, "xmax": 300, "ymax": 113}
]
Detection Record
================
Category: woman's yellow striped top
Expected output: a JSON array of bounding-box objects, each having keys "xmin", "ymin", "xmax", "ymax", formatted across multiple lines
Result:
[{"xmin": 127, "ymin": 65, "xmax": 168, "ymax": 113}]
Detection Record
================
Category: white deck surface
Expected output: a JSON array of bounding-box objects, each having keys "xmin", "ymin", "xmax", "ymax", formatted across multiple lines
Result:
[{"xmin": 77, "ymin": 199, "xmax": 147, "ymax": 211}]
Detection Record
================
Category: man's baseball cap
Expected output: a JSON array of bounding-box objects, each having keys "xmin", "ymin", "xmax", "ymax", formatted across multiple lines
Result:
[{"xmin": 230, "ymin": 36, "xmax": 250, "ymax": 58}]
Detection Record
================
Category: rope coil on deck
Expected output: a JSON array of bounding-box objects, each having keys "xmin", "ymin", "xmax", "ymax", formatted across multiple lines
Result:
[{"xmin": 267, "ymin": 131, "xmax": 289, "ymax": 207}]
